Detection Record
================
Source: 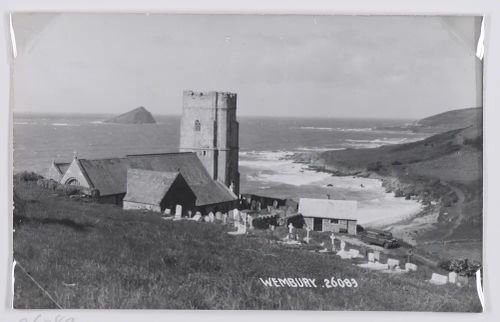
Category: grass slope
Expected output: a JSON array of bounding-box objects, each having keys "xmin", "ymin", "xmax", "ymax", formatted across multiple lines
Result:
[{"xmin": 13, "ymin": 181, "xmax": 481, "ymax": 311}]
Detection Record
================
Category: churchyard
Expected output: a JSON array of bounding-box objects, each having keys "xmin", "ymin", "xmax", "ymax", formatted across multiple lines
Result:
[{"xmin": 13, "ymin": 177, "xmax": 481, "ymax": 310}]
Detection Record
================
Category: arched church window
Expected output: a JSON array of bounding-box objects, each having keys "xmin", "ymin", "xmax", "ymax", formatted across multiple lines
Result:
[
  {"xmin": 66, "ymin": 178, "xmax": 80, "ymax": 186},
  {"xmin": 194, "ymin": 120, "xmax": 201, "ymax": 131}
]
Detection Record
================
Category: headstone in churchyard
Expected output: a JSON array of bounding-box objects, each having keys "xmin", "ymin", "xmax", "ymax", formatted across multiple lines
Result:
[
  {"xmin": 429, "ymin": 273, "xmax": 448, "ymax": 285},
  {"xmin": 174, "ymin": 205, "xmax": 182, "ymax": 220},
  {"xmin": 222, "ymin": 213, "xmax": 228, "ymax": 224},
  {"xmin": 340, "ymin": 240, "xmax": 346, "ymax": 252},
  {"xmin": 208, "ymin": 212, "xmax": 215, "ymax": 222},
  {"xmin": 368, "ymin": 253, "xmax": 375, "ymax": 262},
  {"xmin": 349, "ymin": 249, "xmax": 360, "ymax": 258},
  {"xmin": 250, "ymin": 200, "xmax": 256, "ymax": 211},
  {"xmin": 448, "ymin": 271, "xmax": 458, "ymax": 284},
  {"xmin": 204, "ymin": 215, "xmax": 211, "ymax": 222},
  {"xmin": 215, "ymin": 212, "xmax": 222, "ymax": 220},
  {"xmin": 288, "ymin": 223, "xmax": 294, "ymax": 234},
  {"xmin": 239, "ymin": 222, "xmax": 247, "ymax": 234},
  {"xmin": 164, "ymin": 208, "xmax": 171, "ymax": 215},
  {"xmin": 330, "ymin": 233, "xmax": 336, "ymax": 251},
  {"xmin": 405, "ymin": 262, "xmax": 417, "ymax": 271},
  {"xmin": 374, "ymin": 251, "xmax": 380, "ymax": 262},
  {"xmin": 270, "ymin": 225, "xmax": 275, "ymax": 231},
  {"xmin": 273, "ymin": 200, "xmax": 278, "ymax": 209},
  {"xmin": 248, "ymin": 215, "xmax": 254, "ymax": 229},
  {"xmin": 256, "ymin": 201, "xmax": 261, "ymax": 212},
  {"xmin": 304, "ymin": 226, "xmax": 311, "ymax": 244},
  {"xmin": 187, "ymin": 210, "xmax": 192, "ymax": 218},
  {"xmin": 233, "ymin": 208, "xmax": 239, "ymax": 221},
  {"xmin": 387, "ymin": 258, "xmax": 399, "ymax": 270},
  {"xmin": 192, "ymin": 214, "xmax": 202, "ymax": 221}
]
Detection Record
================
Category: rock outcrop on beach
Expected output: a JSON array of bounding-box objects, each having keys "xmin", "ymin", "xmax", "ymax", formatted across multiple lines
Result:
[
  {"xmin": 104, "ymin": 106, "xmax": 156, "ymax": 124},
  {"xmin": 303, "ymin": 107, "xmax": 483, "ymax": 252}
]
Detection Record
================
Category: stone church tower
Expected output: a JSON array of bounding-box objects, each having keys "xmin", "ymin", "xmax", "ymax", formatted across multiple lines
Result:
[{"xmin": 179, "ymin": 90, "xmax": 240, "ymax": 195}]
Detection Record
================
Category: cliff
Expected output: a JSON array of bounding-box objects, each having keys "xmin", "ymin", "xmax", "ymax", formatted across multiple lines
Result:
[{"xmin": 104, "ymin": 106, "xmax": 156, "ymax": 124}]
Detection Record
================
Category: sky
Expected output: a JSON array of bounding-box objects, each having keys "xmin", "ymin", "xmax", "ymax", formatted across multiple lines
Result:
[{"xmin": 11, "ymin": 14, "xmax": 483, "ymax": 119}]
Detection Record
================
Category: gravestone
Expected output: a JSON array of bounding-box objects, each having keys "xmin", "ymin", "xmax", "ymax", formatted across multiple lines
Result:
[
  {"xmin": 175, "ymin": 204, "xmax": 182, "ymax": 217},
  {"xmin": 208, "ymin": 212, "xmax": 215, "ymax": 222},
  {"xmin": 215, "ymin": 212, "xmax": 222, "ymax": 220},
  {"xmin": 238, "ymin": 223, "xmax": 247, "ymax": 234},
  {"xmin": 288, "ymin": 223, "xmax": 294, "ymax": 234},
  {"xmin": 340, "ymin": 240, "xmax": 346, "ymax": 252},
  {"xmin": 270, "ymin": 225, "xmax": 275, "ymax": 231},
  {"xmin": 405, "ymin": 263, "xmax": 417, "ymax": 271},
  {"xmin": 429, "ymin": 273, "xmax": 448, "ymax": 285},
  {"xmin": 349, "ymin": 249, "xmax": 360, "ymax": 258},
  {"xmin": 256, "ymin": 201, "xmax": 262, "ymax": 212},
  {"xmin": 164, "ymin": 208, "xmax": 171, "ymax": 215},
  {"xmin": 330, "ymin": 233, "xmax": 336, "ymax": 251},
  {"xmin": 387, "ymin": 258, "xmax": 400, "ymax": 270},
  {"xmin": 192, "ymin": 214, "xmax": 202, "ymax": 222},
  {"xmin": 222, "ymin": 213, "xmax": 228, "ymax": 224},
  {"xmin": 247, "ymin": 215, "xmax": 254, "ymax": 229},
  {"xmin": 448, "ymin": 271, "xmax": 458, "ymax": 284},
  {"xmin": 233, "ymin": 208, "xmax": 240, "ymax": 221},
  {"xmin": 204, "ymin": 215, "xmax": 211, "ymax": 222},
  {"xmin": 373, "ymin": 251, "xmax": 380, "ymax": 262},
  {"xmin": 304, "ymin": 226, "xmax": 311, "ymax": 244},
  {"xmin": 273, "ymin": 200, "xmax": 278, "ymax": 209},
  {"xmin": 187, "ymin": 210, "xmax": 192, "ymax": 218}
]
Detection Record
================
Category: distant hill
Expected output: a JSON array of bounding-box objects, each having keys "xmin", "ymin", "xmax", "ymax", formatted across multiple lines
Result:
[
  {"xmin": 411, "ymin": 107, "xmax": 482, "ymax": 133},
  {"xmin": 378, "ymin": 107, "xmax": 482, "ymax": 134},
  {"xmin": 104, "ymin": 106, "xmax": 156, "ymax": 124}
]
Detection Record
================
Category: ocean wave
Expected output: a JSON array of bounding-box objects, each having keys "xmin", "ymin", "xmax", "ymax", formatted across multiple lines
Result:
[
  {"xmin": 291, "ymin": 126, "xmax": 373, "ymax": 132},
  {"xmin": 52, "ymin": 123, "xmax": 80, "ymax": 127}
]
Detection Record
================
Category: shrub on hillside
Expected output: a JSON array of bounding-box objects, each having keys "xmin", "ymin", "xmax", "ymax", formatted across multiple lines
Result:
[
  {"xmin": 14, "ymin": 171, "xmax": 43, "ymax": 183},
  {"xmin": 37, "ymin": 178, "xmax": 59, "ymax": 190},
  {"xmin": 439, "ymin": 258, "xmax": 482, "ymax": 276},
  {"xmin": 252, "ymin": 216, "xmax": 278, "ymax": 229},
  {"xmin": 286, "ymin": 214, "xmax": 305, "ymax": 229},
  {"xmin": 366, "ymin": 161, "xmax": 383, "ymax": 172}
]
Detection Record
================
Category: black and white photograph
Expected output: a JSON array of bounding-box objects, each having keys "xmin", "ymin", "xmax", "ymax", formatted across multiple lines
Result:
[{"xmin": 11, "ymin": 13, "xmax": 484, "ymax": 311}]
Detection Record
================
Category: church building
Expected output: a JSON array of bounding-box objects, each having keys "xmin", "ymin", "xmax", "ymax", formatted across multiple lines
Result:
[{"xmin": 46, "ymin": 90, "xmax": 240, "ymax": 215}]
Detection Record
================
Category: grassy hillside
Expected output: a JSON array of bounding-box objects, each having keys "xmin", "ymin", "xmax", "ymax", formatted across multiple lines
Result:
[
  {"xmin": 13, "ymin": 180, "xmax": 481, "ymax": 311},
  {"xmin": 378, "ymin": 107, "xmax": 482, "ymax": 134},
  {"xmin": 308, "ymin": 123, "xmax": 482, "ymax": 256},
  {"xmin": 412, "ymin": 107, "xmax": 482, "ymax": 133}
]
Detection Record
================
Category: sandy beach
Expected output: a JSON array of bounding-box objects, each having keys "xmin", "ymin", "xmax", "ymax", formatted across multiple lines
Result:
[{"xmin": 239, "ymin": 150, "xmax": 423, "ymax": 227}]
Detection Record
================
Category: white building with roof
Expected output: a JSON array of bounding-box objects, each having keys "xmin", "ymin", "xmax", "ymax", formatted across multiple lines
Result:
[{"xmin": 298, "ymin": 198, "xmax": 358, "ymax": 235}]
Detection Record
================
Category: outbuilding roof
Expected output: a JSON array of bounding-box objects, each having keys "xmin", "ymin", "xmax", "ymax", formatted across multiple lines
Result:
[
  {"xmin": 298, "ymin": 198, "xmax": 358, "ymax": 220},
  {"xmin": 123, "ymin": 169, "xmax": 182, "ymax": 205}
]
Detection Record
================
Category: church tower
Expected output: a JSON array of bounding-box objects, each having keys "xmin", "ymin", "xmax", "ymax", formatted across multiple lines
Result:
[{"xmin": 179, "ymin": 90, "xmax": 240, "ymax": 195}]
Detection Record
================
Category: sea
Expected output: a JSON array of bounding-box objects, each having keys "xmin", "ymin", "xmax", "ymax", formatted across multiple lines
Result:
[{"xmin": 13, "ymin": 113, "xmax": 430, "ymax": 227}]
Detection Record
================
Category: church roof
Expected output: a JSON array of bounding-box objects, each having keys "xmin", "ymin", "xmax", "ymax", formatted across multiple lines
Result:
[
  {"xmin": 127, "ymin": 152, "xmax": 237, "ymax": 206},
  {"xmin": 53, "ymin": 162, "xmax": 71, "ymax": 175},
  {"xmin": 72, "ymin": 152, "xmax": 236, "ymax": 206},
  {"xmin": 123, "ymin": 169, "xmax": 182, "ymax": 205},
  {"xmin": 77, "ymin": 158, "xmax": 129, "ymax": 196}
]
